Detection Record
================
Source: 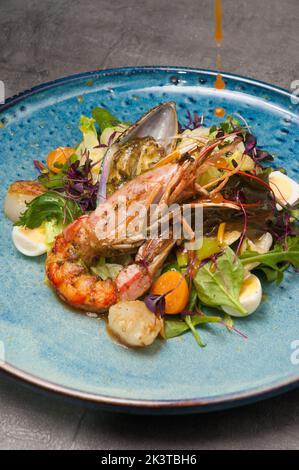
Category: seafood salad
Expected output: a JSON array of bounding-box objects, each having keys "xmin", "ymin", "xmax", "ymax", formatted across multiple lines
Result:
[{"xmin": 4, "ymin": 102, "xmax": 299, "ymax": 348}]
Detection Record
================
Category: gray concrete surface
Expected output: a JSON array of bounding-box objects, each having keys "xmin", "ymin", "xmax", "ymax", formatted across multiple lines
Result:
[{"xmin": 0, "ymin": 0, "xmax": 299, "ymax": 450}]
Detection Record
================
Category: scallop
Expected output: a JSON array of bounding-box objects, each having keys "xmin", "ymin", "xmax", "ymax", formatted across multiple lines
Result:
[
  {"xmin": 108, "ymin": 300, "xmax": 163, "ymax": 347},
  {"xmin": 4, "ymin": 180, "xmax": 45, "ymax": 223}
]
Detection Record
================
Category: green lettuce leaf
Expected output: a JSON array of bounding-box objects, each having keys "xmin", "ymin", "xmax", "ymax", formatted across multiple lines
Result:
[
  {"xmin": 92, "ymin": 107, "xmax": 120, "ymax": 131},
  {"xmin": 79, "ymin": 116, "xmax": 98, "ymax": 145},
  {"xmin": 194, "ymin": 247, "xmax": 247, "ymax": 315},
  {"xmin": 100, "ymin": 125, "xmax": 128, "ymax": 146},
  {"xmin": 77, "ymin": 116, "xmax": 100, "ymax": 154},
  {"xmin": 91, "ymin": 257, "xmax": 123, "ymax": 280},
  {"xmin": 44, "ymin": 219, "xmax": 64, "ymax": 245}
]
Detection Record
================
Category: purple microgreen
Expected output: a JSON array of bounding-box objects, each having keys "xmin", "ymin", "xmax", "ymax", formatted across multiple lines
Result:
[
  {"xmin": 144, "ymin": 293, "xmax": 166, "ymax": 317},
  {"xmin": 216, "ymin": 129, "xmax": 225, "ymax": 138},
  {"xmin": 94, "ymin": 143, "xmax": 108, "ymax": 148},
  {"xmin": 36, "ymin": 151, "xmax": 99, "ymax": 213},
  {"xmin": 107, "ymin": 130, "xmax": 117, "ymax": 147},
  {"xmin": 243, "ymin": 131, "xmax": 273, "ymax": 165},
  {"xmin": 244, "ymin": 133, "xmax": 256, "ymax": 154},
  {"xmin": 183, "ymin": 110, "xmax": 203, "ymax": 130},
  {"xmin": 198, "ymin": 250, "xmax": 224, "ymax": 270},
  {"xmin": 144, "ymin": 274, "xmax": 185, "ymax": 317}
]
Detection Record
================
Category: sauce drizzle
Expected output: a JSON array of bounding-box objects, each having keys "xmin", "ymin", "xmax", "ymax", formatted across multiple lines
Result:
[{"xmin": 214, "ymin": 0, "xmax": 226, "ymax": 117}]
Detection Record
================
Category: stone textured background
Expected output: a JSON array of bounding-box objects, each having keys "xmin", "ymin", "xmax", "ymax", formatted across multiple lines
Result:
[{"xmin": 0, "ymin": 0, "xmax": 299, "ymax": 450}]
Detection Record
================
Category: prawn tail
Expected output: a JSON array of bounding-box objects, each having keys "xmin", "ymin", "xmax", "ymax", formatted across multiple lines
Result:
[{"xmin": 45, "ymin": 234, "xmax": 118, "ymax": 313}]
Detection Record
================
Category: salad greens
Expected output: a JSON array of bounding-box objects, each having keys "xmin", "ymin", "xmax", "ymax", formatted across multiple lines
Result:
[
  {"xmin": 194, "ymin": 247, "xmax": 247, "ymax": 315},
  {"xmin": 92, "ymin": 107, "xmax": 121, "ymax": 131},
  {"xmin": 241, "ymin": 236, "xmax": 299, "ymax": 284},
  {"xmin": 44, "ymin": 219, "xmax": 64, "ymax": 244},
  {"xmin": 9, "ymin": 103, "xmax": 299, "ymax": 349},
  {"xmin": 77, "ymin": 116, "xmax": 99, "ymax": 156},
  {"xmin": 164, "ymin": 314, "xmax": 222, "ymax": 340},
  {"xmin": 14, "ymin": 192, "xmax": 82, "ymax": 229},
  {"xmin": 183, "ymin": 288, "xmax": 206, "ymax": 348}
]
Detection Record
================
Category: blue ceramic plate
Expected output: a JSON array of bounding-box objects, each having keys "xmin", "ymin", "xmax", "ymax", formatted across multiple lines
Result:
[{"xmin": 1, "ymin": 67, "xmax": 299, "ymax": 414}]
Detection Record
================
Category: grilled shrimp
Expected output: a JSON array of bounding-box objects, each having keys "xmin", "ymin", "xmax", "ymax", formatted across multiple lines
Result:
[{"xmin": 46, "ymin": 229, "xmax": 175, "ymax": 312}]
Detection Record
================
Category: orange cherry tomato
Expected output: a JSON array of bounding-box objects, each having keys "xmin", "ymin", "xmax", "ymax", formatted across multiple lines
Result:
[
  {"xmin": 46, "ymin": 147, "xmax": 76, "ymax": 173},
  {"xmin": 151, "ymin": 271, "xmax": 189, "ymax": 314}
]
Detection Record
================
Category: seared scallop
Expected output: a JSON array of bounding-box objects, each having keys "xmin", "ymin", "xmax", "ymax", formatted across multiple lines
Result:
[
  {"xmin": 108, "ymin": 300, "xmax": 163, "ymax": 347},
  {"xmin": 4, "ymin": 180, "xmax": 45, "ymax": 223}
]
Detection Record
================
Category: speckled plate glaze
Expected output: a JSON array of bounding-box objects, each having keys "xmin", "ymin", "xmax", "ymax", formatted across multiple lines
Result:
[{"xmin": 0, "ymin": 67, "xmax": 299, "ymax": 414}]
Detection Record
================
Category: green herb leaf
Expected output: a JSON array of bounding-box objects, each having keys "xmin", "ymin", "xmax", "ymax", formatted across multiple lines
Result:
[
  {"xmin": 209, "ymin": 125, "xmax": 217, "ymax": 135},
  {"xmin": 220, "ymin": 115, "xmax": 242, "ymax": 134},
  {"xmin": 77, "ymin": 116, "xmax": 100, "ymax": 157},
  {"xmin": 194, "ymin": 247, "xmax": 247, "ymax": 315},
  {"xmin": 39, "ymin": 171, "xmax": 66, "ymax": 189},
  {"xmin": 240, "ymin": 236, "xmax": 299, "ymax": 284},
  {"xmin": 14, "ymin": 192, "xmax": 82, "ymax": 229},
  {"xmin": 257, "ymin": 266, "xmax": 286, "ymax": 285},
  {"xmin": 92, "ymin": 107, "xmax": 120, "ymax": 132},
  {"xmin": 164, "ymin": 314, "xmax": 222, "ymax": 340}
]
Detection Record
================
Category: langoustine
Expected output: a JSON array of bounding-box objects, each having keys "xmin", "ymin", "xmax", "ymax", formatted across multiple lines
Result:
[{"xmin": 45, "ymin": 102, "xmax": 244, "ymax": 314}]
